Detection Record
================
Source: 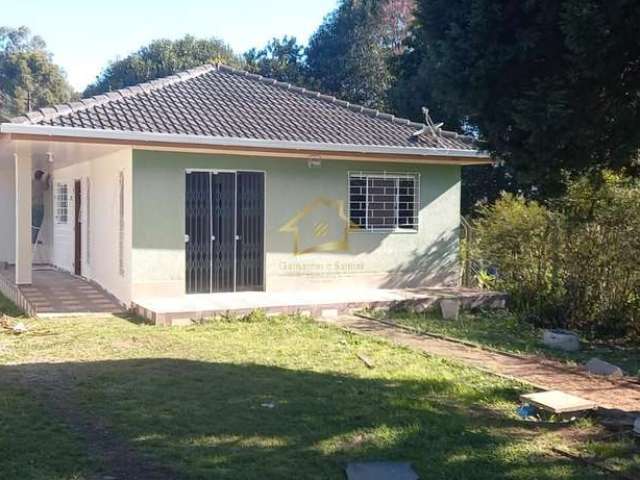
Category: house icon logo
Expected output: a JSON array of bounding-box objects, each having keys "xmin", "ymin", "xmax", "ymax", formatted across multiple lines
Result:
[{"xmin": 280, "ymin": 197, "xmax": 350, "ymax": 255}]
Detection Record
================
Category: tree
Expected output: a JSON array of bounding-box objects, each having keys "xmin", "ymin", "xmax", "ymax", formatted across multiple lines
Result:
[
  {"xmin": 244, "ymin": 36, "xmax": 306, "ymax": 84},
  {"xmin": 396, "ymin": 0, "xmax": 640, "ymax": 195},
  {"xmin": 84, "ymin": 35, "xmax": 239, "ymax": 96},
  {"xmin": 306, "ymin": 0, "xmax": 414, "ymax": 109},
  {"xmin": 0, "ymin": 26, "xmax": 75, "ymax": 118}
]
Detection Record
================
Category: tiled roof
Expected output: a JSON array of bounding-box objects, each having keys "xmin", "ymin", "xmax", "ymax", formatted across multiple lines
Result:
[{"xmin": 11, "ymin": 64, "xmax": 476, "ymax": 152}]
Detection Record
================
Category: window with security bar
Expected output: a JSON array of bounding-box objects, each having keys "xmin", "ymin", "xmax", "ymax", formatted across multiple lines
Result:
[
  {"xmin": 349, "ymin": 172, "xmax": 419, "ymax": 231},
  {"xmin": 55, "ymin": 183, "xmax": 69, "ymax": 224}
]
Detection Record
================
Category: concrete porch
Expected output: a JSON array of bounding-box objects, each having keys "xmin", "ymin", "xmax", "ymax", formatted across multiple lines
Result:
[
  {"xmin": 0, "ymin": 265, "xmax": 124, "ymax": 317},
  {"xmin": 133, "ymin": 287, "xmax": 508, "ymax": 326}
]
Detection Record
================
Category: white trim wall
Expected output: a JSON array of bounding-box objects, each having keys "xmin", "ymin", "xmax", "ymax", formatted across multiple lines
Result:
[
  {"xmin": 48, "ymin": 147, "xmax": 133, "ymax": 304},
  {"xmin": 0, "ymin": 157, "xmax": 15, "ymax": 263}
]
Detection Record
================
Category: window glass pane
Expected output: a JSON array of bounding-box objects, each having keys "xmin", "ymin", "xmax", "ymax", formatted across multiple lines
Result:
[
  {"xmin": 366, "ymin": 177, "xmax": 397, "ymax": 230},
  {"xmin": 55, "ymin": 183, "xmax": 68, "ymax": 224},
  {"xmin": 348, "ymin": 175, "xmax": 367, "ymax": 230},
  {"xmin": 349, "ymin": 173, "xmax": 418, "ymax": 232}
]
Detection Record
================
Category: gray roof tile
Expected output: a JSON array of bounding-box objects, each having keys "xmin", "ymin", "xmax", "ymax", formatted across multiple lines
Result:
[{"xmin": 12, "ymin": 64, "xmax": 476, "ymax": 151}]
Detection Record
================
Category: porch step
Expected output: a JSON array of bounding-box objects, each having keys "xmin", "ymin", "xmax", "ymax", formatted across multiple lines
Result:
[{"xmin": 1, "ymin": 266, "xmax": 125, "ymax": 317}]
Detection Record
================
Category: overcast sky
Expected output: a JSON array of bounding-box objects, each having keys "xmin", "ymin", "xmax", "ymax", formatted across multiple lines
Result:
[{"xmin": 4, "ymin": 0, "xmax": 337, "ymax": 91}]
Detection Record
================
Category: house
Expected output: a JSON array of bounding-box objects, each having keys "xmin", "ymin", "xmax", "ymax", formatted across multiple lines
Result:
[{"xmin": 0, "ymin": 64, "xmax": 490, "ymax": 315}]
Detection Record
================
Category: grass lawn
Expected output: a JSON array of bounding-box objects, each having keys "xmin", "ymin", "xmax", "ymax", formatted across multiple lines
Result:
[
  {"xmin": 0, "ymin": 292, "xmax": 24, "ymax": 317},
  {"xmin": 381, "ymin": 308, "xmax": 640, "ymax": 376},
  {"xmin": 0, "ymin": 385, "xmax": 91, "ymax": 480},
  {"xmin": 0, "ymin": 309, "xmax": 615, "ymax": 479}
]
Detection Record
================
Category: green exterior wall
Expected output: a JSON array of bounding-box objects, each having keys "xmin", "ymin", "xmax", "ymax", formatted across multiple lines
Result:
[{"xmin": 131, "ymin": 149, "xmax": 461, "ymax": 299}]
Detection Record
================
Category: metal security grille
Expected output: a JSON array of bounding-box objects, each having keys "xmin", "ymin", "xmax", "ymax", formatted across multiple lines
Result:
[
  {"xmin": 348, "ymin": 172, "xmax": 419, "ymax": 231},
  {"xmin": 185, "ymin": 171, "xmax": 265, "ymax": 294},
  {"xmin": 186, "ymin": 172, "xmax": 212, "ymax": 293},
  {"xmin": 236, "ymin": 172, "xmax": 265, "ymax": 291},
  {"xmin": 55, "ymin": 183, "xmax": 69, "ymax": 224},
  {"xmin": 211, "ymin": 172, "xmax": 236, "ymax": 292}
]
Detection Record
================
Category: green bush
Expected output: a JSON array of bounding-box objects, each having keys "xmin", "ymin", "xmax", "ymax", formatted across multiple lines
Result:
[
  {"xmin": 471, "ymin": 172, "xmax": 640, "ymax": 341},
  {"xmin": 472, "ymin": 194, "xmax": 565, "ymax": 326}
]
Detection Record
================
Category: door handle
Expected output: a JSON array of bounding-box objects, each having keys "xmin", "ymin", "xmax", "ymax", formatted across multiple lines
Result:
[
  {"xmin": 184, "ymin": 234, "xmax": 190, "ymax": 243},
  {"xmin": 211, "ymin": 235, "xmax": 216, "ymax": 241},
  {"xmin": 235, "ymin": 235, "xmax": 241, "ymax": 241}
]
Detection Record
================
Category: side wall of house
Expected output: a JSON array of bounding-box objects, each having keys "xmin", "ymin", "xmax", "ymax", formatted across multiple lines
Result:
[
  {"xmin": 50, "ymin": 148, "xmax": 133, "ymax": 304},
  {"xmin": 131, "ymin": 149, "xmax": 461, "ymax": 301},
  {"xmin": 0, "ymin": 157, "xmax": 16, "ymax": 264}
]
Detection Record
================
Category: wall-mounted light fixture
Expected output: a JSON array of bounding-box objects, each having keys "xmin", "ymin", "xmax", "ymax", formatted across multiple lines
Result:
[{"xmin": 307, "ymin": 159, "xmax": 322, "ymax": 169}]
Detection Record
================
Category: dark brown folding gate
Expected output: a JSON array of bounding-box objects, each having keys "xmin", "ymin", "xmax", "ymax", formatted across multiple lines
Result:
[
  {"xmin": 185, "ymin": 171, "xmax": 264, "ymax": 294},
  {"xmin": 74, "ymin": 180, "xmax": 82, "ymax": 276}
]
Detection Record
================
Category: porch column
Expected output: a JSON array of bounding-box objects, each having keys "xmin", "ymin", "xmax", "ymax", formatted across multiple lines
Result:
[{"xmin": 14, "ymin": 151, "xmax": 32, "ymax": 285}]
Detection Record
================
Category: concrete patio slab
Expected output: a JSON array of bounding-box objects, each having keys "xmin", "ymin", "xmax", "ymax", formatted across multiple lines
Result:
[{"xmin": 133, "ymin": 287, "xmax": 507, "ymax": 325}]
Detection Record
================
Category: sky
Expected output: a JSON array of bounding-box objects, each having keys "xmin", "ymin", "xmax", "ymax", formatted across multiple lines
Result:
[{"xmin": 4, "ymin": 0, "xmax": 338, "ymax": 92}]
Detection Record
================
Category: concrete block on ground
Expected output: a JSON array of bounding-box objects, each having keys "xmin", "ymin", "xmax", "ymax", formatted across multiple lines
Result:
[
  {"xmin": 320, "ymin": 308, "xmax": 339, "ymax": 319},
  {"xmin": 542, "ymin": 329, "xmax": 580, "ymax": 352},
  {"xmin": 440, "ymin": 298, "xmax": 461, "ymax": 320},
  {"xmin": 585, "ymin": 357, "xmax": 624, "ymax": 378},
  {"xmin": 171, "ymin": 318, "xmax": 194, "ymax": 327},
  {"xmin": 346, "ymin": 462, "xmax": 419, "ymax": 480}
]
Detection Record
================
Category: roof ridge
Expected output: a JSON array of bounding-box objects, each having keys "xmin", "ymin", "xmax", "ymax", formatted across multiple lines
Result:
[
  {"xmin": 10, "ymin": 63, "xmax": 218, "ymax": 125},
  {"xmin": 215, "ymin": 64, "xmax": 474, "ymax": 143}
]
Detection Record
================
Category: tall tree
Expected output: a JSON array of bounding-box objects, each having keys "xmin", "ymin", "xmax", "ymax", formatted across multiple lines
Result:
[
  {"xmin": 396, "ymin": 0, "xmax": 640, "ymax": 195},
  {"xmin": 306, "ymin": 0, "xmax": 414, "ymax": 109},
  {"xmin": 244, "ymin": 36, "xmax": 306, "ymax": 84},
  {"xmin": 84, "ymin": 35, "xmax": 239, "ymax": 96},
  {"xmin": 0, "ymin": 26, "xmax": 75, "ymax": 118}
]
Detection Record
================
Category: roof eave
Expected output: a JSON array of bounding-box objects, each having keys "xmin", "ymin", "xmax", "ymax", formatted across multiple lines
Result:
[{"xmin": 0, "ymin": 123, "xmax": 491, "ymax": 163}]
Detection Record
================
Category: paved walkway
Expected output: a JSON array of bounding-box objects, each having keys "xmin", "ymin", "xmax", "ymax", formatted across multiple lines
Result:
[{"xmin": 326, "ymin": 315, "xmax": 640, "ymax": 412}]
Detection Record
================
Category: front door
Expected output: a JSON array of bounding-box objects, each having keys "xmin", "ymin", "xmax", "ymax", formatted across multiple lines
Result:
[
  {"xmin": 185, "ymin": 171, "xmax": 264, "ymax": 294},
  {"xmin": 73, "ymin": 180, "xmax": 82, "ymax": 276}
]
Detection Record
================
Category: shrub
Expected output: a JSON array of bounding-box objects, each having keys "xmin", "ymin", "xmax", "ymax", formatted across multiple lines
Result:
[
  {"xmin": 471, "ymin": 172, "xmax": 640, "ymax": 341},
  {"xmin": 561, "ymin": 173, "xmax": 640, "ymax": 339},
  {"xmin": 472, "ymin": 193, "xmax": 564, "ymax": 326}
]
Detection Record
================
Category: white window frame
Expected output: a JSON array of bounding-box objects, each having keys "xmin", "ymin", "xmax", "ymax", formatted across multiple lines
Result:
[
  {"xmin": 348, "ymin": 171, "xmax": 420, "ymax": 233},
  {"xmin": 55, "ymin": 182, "xmax": 69, "ymax": 225}
]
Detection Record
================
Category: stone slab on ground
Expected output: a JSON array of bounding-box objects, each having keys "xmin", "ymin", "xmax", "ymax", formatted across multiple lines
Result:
[
  {"xmin": 585, "ymin": 358, "xmax": 624, "ymax": 378},
  {"xmin": 520, "ymin": 390, "xmax": 598, "ymax": 414},
  {"xmin": 542, "ymin": 329, "xmax": 581, "ymax": 352},
  {"xmin": 346, "ymin": 462, "xmax": 419, "ymax": 480}
]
